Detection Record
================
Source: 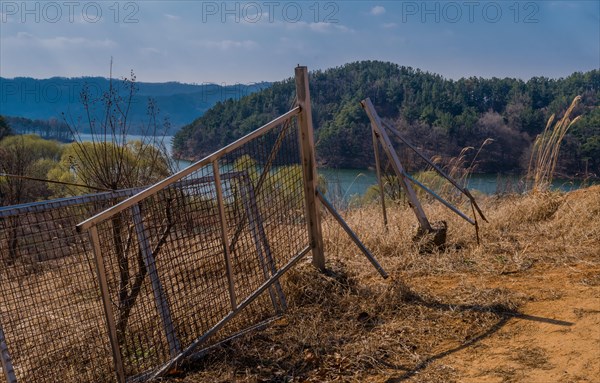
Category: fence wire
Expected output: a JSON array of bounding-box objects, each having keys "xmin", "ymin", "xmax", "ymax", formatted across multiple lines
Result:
[
  {"xmin": 0, "ymin": 107, "xmax": 316, "ymax": 383},
  {"xmin": 84, "ymin": 113, "xmax": 310, "ymax": 380},
  {"xmin": 0, "ymin": 189, "xmax": 141, "ymax": 383}
]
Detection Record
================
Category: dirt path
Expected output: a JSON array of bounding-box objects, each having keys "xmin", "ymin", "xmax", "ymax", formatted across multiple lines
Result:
[{"xmin": 441, "ymin": 265, "xmax": 600, "ymax": 383}]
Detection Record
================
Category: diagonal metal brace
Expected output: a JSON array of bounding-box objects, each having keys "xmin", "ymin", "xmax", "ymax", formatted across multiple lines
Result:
[
  {"xmin": 381, "ymin": 120, "xmax": 488, "ymax": 223},
  {"xmin": 316, "ymin": 189, "xmax": 388, "ymax": 279}
]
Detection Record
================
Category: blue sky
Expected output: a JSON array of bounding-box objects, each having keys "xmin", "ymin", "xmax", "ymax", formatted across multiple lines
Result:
[{"xmin": 1, "ymin": 1, "xmax": 598, "ymax": 84}]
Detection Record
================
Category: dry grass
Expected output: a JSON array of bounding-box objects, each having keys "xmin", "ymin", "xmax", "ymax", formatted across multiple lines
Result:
[
  {"xmin": 429, "ymin": 138, "xmax": 494, "ymax": 203},
  {"xmin": 2, "ymin": 186, "xmax": 598, "ymax": 382},
  {"xmin": 510, "ymin": 346, "xmax": 552, "ymax": 370},
  {"xmin": 168, "ymin": 185, "xmax": 600, "ymax": 383},
  {"xmin": 0, "ymin": 256, "xmax": 115, "ymax": 382},
  {"xmin": 528, "ymin": 95, "xmax": 582, "ymax": 192}
]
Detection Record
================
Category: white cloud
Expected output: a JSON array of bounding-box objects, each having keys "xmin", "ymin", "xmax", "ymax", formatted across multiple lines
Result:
[
  {"xmin": 285, "ymin": 21, "xmax": 353, "ymax": 33},
  {"xmin": 164, "ymin": 14, "xmax": 180, "ymax": 21},
  {"xmin": 197, "ymin": 39, "xmax": 258, "ymax": 50},
  {"xmin": 9, "ymin": 33, "xmax": 116, "ymax": 49},
  {"xmin": 371, "ymin": 6, "xmax": 386, "ymax": 16},
  {"xmin": 43, "ymin": 36, "xmax": 116, "ymax": 49},
  {"xmin": 140, "ymin": 47, "xmax": 163, "ymax": 55},
  {"xmin": 240, "ymin": 11, "xmax": 268, "ymax": 24},
  {"xmin": 309, "ymin": 22, "xmax": 333, "ymax": 32},
  {"xmin": 16, "ymin": 31, "xmax": 34, "ymax": 39}
]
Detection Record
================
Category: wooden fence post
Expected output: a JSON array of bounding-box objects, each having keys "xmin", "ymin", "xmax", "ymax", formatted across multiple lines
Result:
[
  {"xmin": 212, "ymin": 162, "xmax": 238, "ymax": 311},
  {"xmin": 89, "ymin": 226, "xmax": 126, "ymax": 383},
  {"xmin": 362, "ymin": 98, "xmax": 432, "ymax": 232},
  {"xmin": 295, "ymin": 66, "xmax": 326, "ymax": 271}
]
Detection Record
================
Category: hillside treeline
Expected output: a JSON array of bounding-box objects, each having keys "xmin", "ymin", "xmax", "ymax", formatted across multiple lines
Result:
[
  {"xmin": 3, "ymin": 116, "xmax": 72, "ymax": 142},
  {"xmin": 173, "ymin": 61, "xmax": 599, "ymax": 177}
]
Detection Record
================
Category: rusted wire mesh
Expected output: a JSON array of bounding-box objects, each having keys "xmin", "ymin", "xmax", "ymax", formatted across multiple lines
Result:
[
  {"xmin": 0, "ymin": 189, "xmax": 141, "ymax": 383},
  {"xmin": 85, "ymin": 113, "xmax": 310, "ymax": 380},
  {"xmin": 0, "ymin": 105, "xmax": 314, "ymax": 383}
]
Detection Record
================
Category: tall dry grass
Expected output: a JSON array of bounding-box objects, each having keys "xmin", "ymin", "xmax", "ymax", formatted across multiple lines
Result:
[
  {"xmin": 363, "ymin": 138, "xmax": 493, "ymax": 212},
  {"xmin": 175, "ymin": 185, "xmax": 600, "ymax": 382},
  {"xmin": 4, "ymin": 184, "xmax": 598, "ymax": 383},
  {"xmin": 528, "ymin": 95, "xmax": 582, "ymax": 192},
  {"xmin": 434, "ymin": 139, "xmax": 494, "ymax": 186}
]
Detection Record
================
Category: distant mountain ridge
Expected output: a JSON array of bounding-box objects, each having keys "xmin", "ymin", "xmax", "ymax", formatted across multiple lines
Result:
[{"xmin": 0, "ymin": 77, "xmax": 271, "ymax": 134}]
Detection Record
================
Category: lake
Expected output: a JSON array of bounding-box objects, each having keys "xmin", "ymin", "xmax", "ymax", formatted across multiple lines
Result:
[
  {"xmin": 317, "ymin": 168, "xmax": 593, "ymax": 198},
  {"xmin": 77, "ymin": 134, "xmax": 594, "ymax": 197}
]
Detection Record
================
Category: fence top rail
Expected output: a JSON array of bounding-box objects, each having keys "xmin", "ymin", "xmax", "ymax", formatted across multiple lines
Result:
[
  {"xmin": 0, "ymin": 188, "xmax": 144, "ymax": 219},
  {"xmin": 0, "ymin": 173, "xmax": 249, "ymax": 220},
  {"xmin": 77, "ymin": 106, "xmax": 301, "ymax": 232}
]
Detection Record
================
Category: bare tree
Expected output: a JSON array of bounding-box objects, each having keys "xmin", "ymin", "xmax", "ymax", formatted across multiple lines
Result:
[
  {"xmin": 62, "ymin": 64, "xmax": 176, "ymax": 342},
  {"xmin": 0, "ymin": 135, "xmax": 63, "ymax": 264}
]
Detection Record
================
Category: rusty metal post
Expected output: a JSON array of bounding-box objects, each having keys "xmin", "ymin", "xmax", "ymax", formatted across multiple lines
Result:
[
  {"xmin": 0, "ymin": 323, "xmax": 17, "ymax": 383},
  {"xmin": 316, "ymin": 190, "xmax": 388, "ymax": 279},
  {"xmin": 295, "ymin": 66, "xmax": 325, "ymax": 270},
  {"xmin": 372, "ymin": 129, "xmax": 388, "ymax": 228}
]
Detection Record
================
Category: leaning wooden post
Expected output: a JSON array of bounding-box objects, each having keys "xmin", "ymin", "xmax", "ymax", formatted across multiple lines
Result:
[
  {"xmin": 89, "ymin": 226, "xmax": 126, "ymax": 383},
  {"xmin": 361, "ymin": 98, "xmax": 432, "ymax": 232},
  {"xmin": 295, "ymin": 66, "xmax": 325, "ymax": 271}
]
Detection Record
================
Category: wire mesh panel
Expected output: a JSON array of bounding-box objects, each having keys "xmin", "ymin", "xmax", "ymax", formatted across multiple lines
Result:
[
  {"xmin": 80, "ymin": 109, "xmax": 312, "ymax": 381},
  {"xmin": 0, "ymin": 189, "xmax": 141, "ymax": 383}
]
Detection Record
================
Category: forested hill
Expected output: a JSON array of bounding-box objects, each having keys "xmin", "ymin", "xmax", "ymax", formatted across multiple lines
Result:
[
  {"xmin": 0, "ymin": 77, "xmax": 270, "ymax": 133},
  {"xmin": 173, "ymin": 61, "xmax": 600, "ymax": 175}
]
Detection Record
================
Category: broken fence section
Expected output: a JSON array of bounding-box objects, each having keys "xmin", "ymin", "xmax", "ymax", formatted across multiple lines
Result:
[
  {"xmin": 77, "ymin": 107, "xmax": 311, "ymax": 382},
  {"xmin": 361, "ymin": 97, "xmax": 487, "ymax": 242},
  {"xmin": 0, "ymin": 67, "xmax": 387, "ymax": 383}
]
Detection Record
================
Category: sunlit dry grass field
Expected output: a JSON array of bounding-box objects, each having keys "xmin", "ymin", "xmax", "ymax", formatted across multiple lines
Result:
[
  {"xmin": 168, "ymin": 186, "xmax": 600, "ymax": 383},
  {"xmin": 1, "ymin": 186, "xmax": 598, "ymax": 383}
]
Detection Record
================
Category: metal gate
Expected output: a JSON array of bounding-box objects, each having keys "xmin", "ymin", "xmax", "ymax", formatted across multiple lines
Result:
[
  {"xmin": 1, "ymin": 67, "xmax": 386, "ymax": 383},
  {"xmin": 76, "ymin": 67, "xmax": 324, "ymax": 382}
]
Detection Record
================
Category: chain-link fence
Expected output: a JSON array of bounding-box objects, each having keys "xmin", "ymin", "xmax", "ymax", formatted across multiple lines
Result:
[
  {"xmin": 1, "ymin": 67, "xmax": 323, "ymax": 383},
  {"xmin": 0, "ymin": 113, "xmax": 312, "ymax": 382},
  {"xmin": 77, "ymin": 107, "xmax": 312, "ymax": 381},
  {"xmin": 0, "ymin": 114, "xmax": 311, "ymax": 382},
  {"xmin": 0, "ymin": 189, "xmax": 142, "ymax": 383}
]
